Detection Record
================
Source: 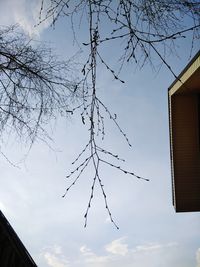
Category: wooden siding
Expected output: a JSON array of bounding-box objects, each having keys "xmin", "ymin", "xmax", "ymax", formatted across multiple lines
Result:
[
  {"xmin": 168, "ymin": 50, "xmax": 200, "ymax": 212},
  {"xmin": 171, "ymin": 94, "xmax": 200, "ymax": 211}
]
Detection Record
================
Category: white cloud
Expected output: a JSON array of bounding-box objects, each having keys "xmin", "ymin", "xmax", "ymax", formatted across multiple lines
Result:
[
  {"xmin": 105, "ymin": 237, "xmax": 128, "ymax": 256},
  {"xmin": 79, "ymin": 238, "xmax": 179, "ymax": 267},
  {"xmin": 134, "ymin": 242, "xmax": 177, "ymax": 253},
  {"xmin": 44, "ymin": 252, "xmax": 68, "ymax": 267},
  {"xmin": 42, "ymin": 245, "xmax": 70, "ymax": 267},
  {"xmin": 80, "ymin": 245, "xmax": 93, "ymax": 256},
  {"xmin": 196, "ymin": 248, "xmax": 200, "ymax": 267},
  {"xmin": 54, "ymin": 245, "xmax": 63, "ymax": 255},
  {"xmin": 79, "ymin": 245, "xmax": 108, "ymax": 264},
  {"xmin": 38, "ymin": 240, "xmax": 192, "ymax": 267},
  {"xmin": 0, "ymin": 0, "xmax": 51, "ymax": 36}
]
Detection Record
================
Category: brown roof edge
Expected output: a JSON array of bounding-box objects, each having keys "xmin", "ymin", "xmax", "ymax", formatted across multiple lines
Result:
[{"xmin": 168, "ymin": 50, "xmax": 200, "ymax": 91}]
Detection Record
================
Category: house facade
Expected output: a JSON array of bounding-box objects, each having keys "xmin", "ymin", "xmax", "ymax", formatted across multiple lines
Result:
[{"xmin": 168, "ymin": 50, "xmax": 200, "ymax": 212}]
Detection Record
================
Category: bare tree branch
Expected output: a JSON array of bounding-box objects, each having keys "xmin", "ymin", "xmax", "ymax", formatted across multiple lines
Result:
[
  {"xmin": 38, "ymin": 0, "xmax": 200, "ymax": 227},
  {"xmin": 0, "ymin": 25, "xmax": 81, "ymax": 147}
]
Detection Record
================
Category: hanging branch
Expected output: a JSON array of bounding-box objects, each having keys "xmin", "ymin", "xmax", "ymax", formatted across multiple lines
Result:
[
  {"xmin": 61, "ymin": 1, "xmax": 149, "ymax": 229},
  {"xmin": 38, "ymin": 0, "xmax": 200, "ymax": 227}
]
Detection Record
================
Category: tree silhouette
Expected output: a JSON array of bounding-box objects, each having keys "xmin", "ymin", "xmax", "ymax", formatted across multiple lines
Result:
[{"xmin": 0, "ymin": 24, "xmax": 80, "ymax": 153}]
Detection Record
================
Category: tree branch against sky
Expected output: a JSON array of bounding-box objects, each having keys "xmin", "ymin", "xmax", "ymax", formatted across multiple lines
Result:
[
  {"xmin": 0, "ymin": 0, "xmax": 199, "ymax": 228},
  {"xmin": 37, "ymin": 0, "xmax": 200, "ymax": 228},
  {"xmin": 0, "ymin": 2, "xmax": 200, "ymax": 265},
  {"xmin": 0, "ymin": 25, "xmax": 81, "ymax": 150},
  {"xmin": 39, "ymin": 0, "xmax": 200, "ymax": 68}
]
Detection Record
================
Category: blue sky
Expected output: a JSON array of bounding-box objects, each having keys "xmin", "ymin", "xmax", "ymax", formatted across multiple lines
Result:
[{"xmin": 0, "ymin": 1, "xmax": 200, "ymax": 266}]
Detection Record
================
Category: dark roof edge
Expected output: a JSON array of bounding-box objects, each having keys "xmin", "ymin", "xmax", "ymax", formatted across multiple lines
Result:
[
  {"xmin": 168, "ymin": 50, "xmax": 200, "ymax": 91},
  {"xmin": 0, "ymin": 210, "xmax": 37, "ymax": 266}
]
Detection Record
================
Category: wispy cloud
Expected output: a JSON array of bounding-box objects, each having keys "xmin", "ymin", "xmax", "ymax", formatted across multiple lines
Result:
[
  {"xmin": 105, "ymin": 237, "xmax": 128, "ymax": 256},
  {"xmin": 0, "ymin": 0, "xmax": 51, "ymax": 36},
  {"xmin": 79, "ymin": 245, "xmax": 108, "ymax": 264},
  {"xmin": 134, "ymin": 242, "xmax": 177, "ymax": 253},
  {"xmin": 78, "ymin": 238, "xmax": 179, "ymax": 267},
  {"xmin": 42, "ymin": 245, "xmax": 70, "ymax": 267}
]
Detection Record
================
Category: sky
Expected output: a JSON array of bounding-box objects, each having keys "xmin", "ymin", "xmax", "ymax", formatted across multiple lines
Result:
[{"xmin": 0, "ymin": 1, "xmax": 200, "ymax": 266}]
